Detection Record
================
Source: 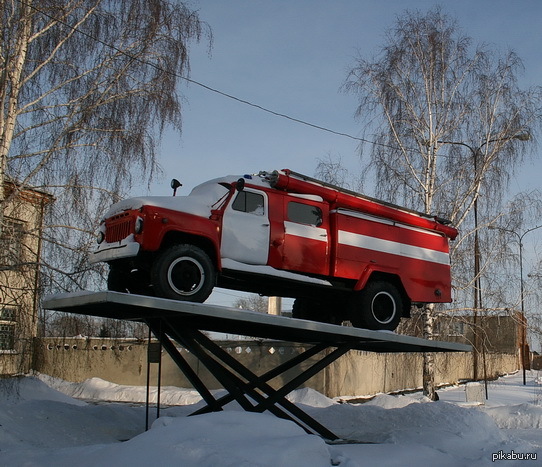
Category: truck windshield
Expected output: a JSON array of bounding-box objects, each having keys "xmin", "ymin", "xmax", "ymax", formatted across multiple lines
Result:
[{"xmin": 189, "ymin": 182, "xmax": 231, "ymax": 206}]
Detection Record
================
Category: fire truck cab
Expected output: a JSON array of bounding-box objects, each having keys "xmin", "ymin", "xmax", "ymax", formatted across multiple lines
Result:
[{"xmin": 91, "ymin": 169, "xmax": 458, "ymax": 331}]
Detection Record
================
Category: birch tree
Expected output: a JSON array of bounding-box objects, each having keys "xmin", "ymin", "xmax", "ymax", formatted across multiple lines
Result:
[
  {"xmin": 233, "ymin": 295, "xmax": 269, "ymax": 314},
  {"xmin": 345, "ymin": 7, "xmax": 540, "ymax": 398},
  {"xmin": 1, "ymin": 0, "xmax": 207, "ymax": 277},
  {"xmin": 0, "ymin": 1, "xmax": 207, "ymax": 359}
]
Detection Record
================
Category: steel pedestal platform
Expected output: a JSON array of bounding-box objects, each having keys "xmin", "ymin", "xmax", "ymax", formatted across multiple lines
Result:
[{"xmin": 43, "ymin": 291, "xmax": 471, "ymax": 440}]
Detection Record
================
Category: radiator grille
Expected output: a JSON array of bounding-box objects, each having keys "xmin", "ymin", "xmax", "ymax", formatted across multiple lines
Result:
[{"xmin": 105, "ymin": 214, "xmax": 133, "ymax": 243}]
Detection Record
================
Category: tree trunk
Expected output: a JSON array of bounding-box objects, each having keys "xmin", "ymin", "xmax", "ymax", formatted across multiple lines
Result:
[
  {"xmin": 0, "ymin": 1, "xmax": 32, "ymax": 210},
  {"xmin": 422, "ymin": 303, "xmax": 437, "ymax": 400}
]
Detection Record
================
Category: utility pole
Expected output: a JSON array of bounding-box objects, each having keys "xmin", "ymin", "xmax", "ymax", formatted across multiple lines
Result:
[
  {"xmin": 489, "ymin": 224, "xmax": 542, "ymax": 385},
  {"xmin": 431, "ymin": 132, "xmax": 530, "ymax": 382},
  {"xmin": 268, "ymin": 296, "xmax": 282, "ymax": 316}
]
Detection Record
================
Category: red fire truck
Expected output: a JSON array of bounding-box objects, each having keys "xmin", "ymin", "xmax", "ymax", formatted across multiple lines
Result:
[{"xmin": 91, "ymin": 169, "xmax": 458, "ymax": 330}]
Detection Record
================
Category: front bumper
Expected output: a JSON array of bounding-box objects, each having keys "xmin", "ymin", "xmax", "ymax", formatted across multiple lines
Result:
[{"xmin": 90, "ymin": 237, "xmax": 140, "ymax": 264}]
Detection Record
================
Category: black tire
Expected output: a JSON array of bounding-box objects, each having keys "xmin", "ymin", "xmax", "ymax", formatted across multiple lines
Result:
[
  {"xmin": 107, "ymin": 265, "xmax": 129, "ymax": 293},
  {"xmin": 351, "ymin": 281, "xmax": 403, "ymax": 331},
  {"xmin": 151, "ymin": 244, "xmax": 215, "ymax": 302},
  {"xmin": 107, "ymin": 266, "xmax": 152, "ymax": 295},
  {"xmin": 292, "ymin": 298, "xmax": 312, "ymax": 320}
]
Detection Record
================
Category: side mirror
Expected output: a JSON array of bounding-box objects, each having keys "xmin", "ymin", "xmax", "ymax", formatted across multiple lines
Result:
[
  {"xmin": 171, "ymin": 179, "xmax": 182, "ymax": 196},
  {"xmin": 236, "ymin": 178, "xmax": 245, "ymax": 192}
]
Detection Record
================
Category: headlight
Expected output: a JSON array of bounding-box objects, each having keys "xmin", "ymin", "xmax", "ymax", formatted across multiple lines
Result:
[
  {"xmin": 135, "ymin": 217, "xmax": 144, "ymax": 234},
  {"xmin": 97, "ymin": 231, "xmax": 105, "ymax": 244}
]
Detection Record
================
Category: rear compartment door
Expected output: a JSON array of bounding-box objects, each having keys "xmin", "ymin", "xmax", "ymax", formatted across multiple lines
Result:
[
  {"xmin": 280, "ymin": 197, "xmax": 329, "ymax": 275},
  {"xmin": 221, "ymin": 188, "xmax": 270, "ymax": 265}
]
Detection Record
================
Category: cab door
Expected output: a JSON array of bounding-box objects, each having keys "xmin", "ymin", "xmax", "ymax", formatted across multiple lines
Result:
[
  {"xmin": 220, "ymin": 188, "xmax": 270, "ymax": 265},
  {"xmin": 280, "ymin": 197, "xmax": 329, "ymax": 275}
]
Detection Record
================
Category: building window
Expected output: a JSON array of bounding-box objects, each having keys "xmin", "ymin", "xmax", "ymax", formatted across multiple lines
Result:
[
  {"xmin": 434, "ymin": 319, "xmax": 465, "ymax": 337},
  {"xmin": 0, "ymin": 219, "xmax": 25, "ymax": 268},
  {"xmin": 450, "ymin": 321, "xmax": 465, "ymax": 336},
  {"xmin": 0, "ymin": 307, "xmax": 17, "ymax": 351},
  {"xmin": 232, "ymin": 191, "xmax": 265, "ymax": 215},
  {"xmin": 287, "ymin": 202, "xmax": 323, "ymax": 226}
]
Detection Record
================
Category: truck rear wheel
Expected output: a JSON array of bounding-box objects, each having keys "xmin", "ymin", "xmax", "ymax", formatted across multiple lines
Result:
[
  {"xmin": 292, "ymin": 298, "xmax": 312, "ymax": 320},
  {"xmin": 351, "ymin": 281, "xmax": 402, "ymax": 331},
  {"xmin": 151, "ymin": 244, "xmax": 215, "ymax": 302}
]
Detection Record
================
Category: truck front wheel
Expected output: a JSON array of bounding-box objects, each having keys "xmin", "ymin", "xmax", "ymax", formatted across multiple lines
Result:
[
  {"xmin": 108, "ymin": 265, "xmax": 152, "ymax": 296},
  {"xmin": 151, "ymin": 244, "xmax": 215, "ymax": 302},
  {"xmin": 351, "ymin": 281, "xmax": 402, "ymax": 331}
]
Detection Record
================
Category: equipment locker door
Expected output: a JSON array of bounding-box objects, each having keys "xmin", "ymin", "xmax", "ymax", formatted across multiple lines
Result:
[
  {"xmin": 221, "ymin": 188, "xmax": 270, "ymax": 265},
  {"xmin": 280, "ymin": 197, "xmax": 329, "ymax": 275}
]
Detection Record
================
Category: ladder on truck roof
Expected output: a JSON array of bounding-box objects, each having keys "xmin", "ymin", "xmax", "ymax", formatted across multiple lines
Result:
[
  {"xmin": 267, "ymin": 169, "xmax": 457, "ymax": 239},
  {"xmin": 283, "ymin": 169, "xmax": 452, "ymax": 226}
]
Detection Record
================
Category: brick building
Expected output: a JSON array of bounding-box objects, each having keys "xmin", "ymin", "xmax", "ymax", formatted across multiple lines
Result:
[
  {"xmin": 0, "ymin": 182, "xmax": 53, "ymax": 375},
  {"xmin": 397, "ymin": 310, "xmax": 526, "ymax": 380}
]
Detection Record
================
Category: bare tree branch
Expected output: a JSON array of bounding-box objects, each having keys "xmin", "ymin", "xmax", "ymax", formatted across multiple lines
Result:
[
  {"xmin": 0, "ymin": 1, "xmax": 209, "ymax": 362},
  {"xmin": 344, "ymin": 6, "xmax": 542, "ymax": 399}
]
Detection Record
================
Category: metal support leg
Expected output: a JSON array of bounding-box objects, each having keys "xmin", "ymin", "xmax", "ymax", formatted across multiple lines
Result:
[
  {"xmin": 165, "ymin": 321, "xmax": 344, "ymax": 439},
  {"xmin": 251, "ymin": 345, "xmax": 353, "ymax": 413},
  {"xmin": 146, "ymin": 319, "xmax": 220, "ymax": 411},
  {"xmin": 192, "ymin": 341, "xmax": 330, "ymax": 414},
  {"xmin": 161, "ymin": 321, "xmax": 266, "ymax": 413}
]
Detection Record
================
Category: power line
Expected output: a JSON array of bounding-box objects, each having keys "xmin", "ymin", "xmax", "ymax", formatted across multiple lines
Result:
[
  {"xmin": 181, "ymin": 76, "xmax": 367, "ymax": 143},
  {"xmin": 23, "ymin": 1, "xmax": 401, "ymax": 150}
]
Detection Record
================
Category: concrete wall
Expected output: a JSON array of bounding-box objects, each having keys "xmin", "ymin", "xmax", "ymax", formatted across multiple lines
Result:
[
  {"xmin": 33, "ymin": 337, "xmax": 520, "ymax": 398},
  {"xmin": 325, "ymin": 350, "xmax": 519, "ymax": 397},
  {"xmin": 33, "ymin": 338, "xmax": 326, "ymax": 393}
]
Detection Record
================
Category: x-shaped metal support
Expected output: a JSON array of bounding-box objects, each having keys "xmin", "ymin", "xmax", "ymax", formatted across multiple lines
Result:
[{"xmin": 145, "ymin": 317, "xmax": 355, "ymax": 440}]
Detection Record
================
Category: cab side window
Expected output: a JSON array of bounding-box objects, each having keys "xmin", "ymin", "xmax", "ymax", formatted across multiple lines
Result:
[
  {"xmin": 232, "ymin": 191, "xmax": 265, "ymax": 215},
  {"xmin": 287, "ymin": 202, "xmax": 323, "ymax": 226}
]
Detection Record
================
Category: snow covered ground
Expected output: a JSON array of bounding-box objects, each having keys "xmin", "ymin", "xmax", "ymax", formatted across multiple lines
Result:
[{"xmin": 1, "ymin": 371, "xmax": 541, "ymax": 466}]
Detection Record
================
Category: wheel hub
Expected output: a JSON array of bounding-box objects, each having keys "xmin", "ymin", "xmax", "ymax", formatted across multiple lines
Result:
[
  {"xmin": 167, "ymin": 256, "xmax": 205, "ymax": 296},
  {"xmin": 371, "ymin": 291, "xmax": 396, "ymax": 324}
]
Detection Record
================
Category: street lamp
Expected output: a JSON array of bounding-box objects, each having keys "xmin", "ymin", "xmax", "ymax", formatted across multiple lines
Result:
[
  {"xmin": 424, "ymin": 133, "xmax": 531, "ymax": 304},
  {"xmin": 424, "ymin": 131, "xmax": 530, "ymax": 381},
  {"xmin": 489, "ymin": 223, "xmax": 542, "ymax": 385},
  {"xmin": 433, "ymin": 132, "xmax": 531, "ymax": 312}
]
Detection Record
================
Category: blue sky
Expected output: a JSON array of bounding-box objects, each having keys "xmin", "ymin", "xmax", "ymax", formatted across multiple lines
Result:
[
  {"xmin": 150, "ymin": 0, "xmax": 542, "ymax": 196},
  {"xmin": 144, "ymin": 0, "xmax": 542, "ymax": 307}
]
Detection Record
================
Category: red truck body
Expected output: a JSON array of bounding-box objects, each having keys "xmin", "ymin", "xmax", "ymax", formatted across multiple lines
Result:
[{"xmin": 91, "ymin": 169, "xmax": 457, "ymax": 330}]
